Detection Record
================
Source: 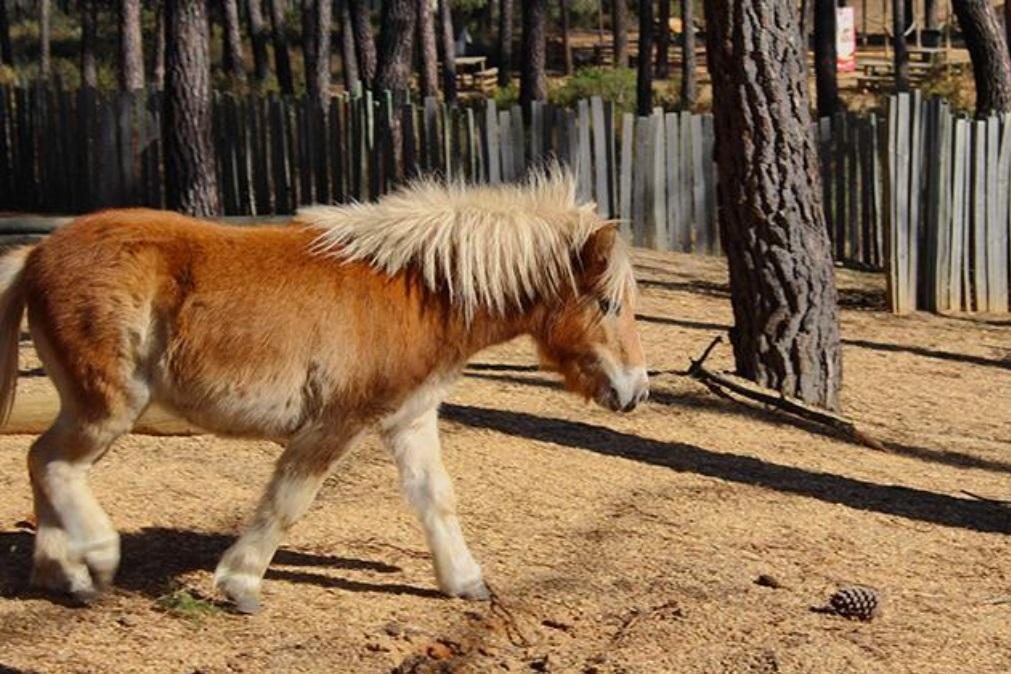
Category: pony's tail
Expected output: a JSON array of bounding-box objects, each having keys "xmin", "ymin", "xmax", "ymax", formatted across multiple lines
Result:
[{"xmin": 0, "ymin": 246, "xmax": 32, "ymax": 426}]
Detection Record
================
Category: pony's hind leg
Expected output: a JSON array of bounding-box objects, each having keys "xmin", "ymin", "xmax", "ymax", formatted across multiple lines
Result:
[
  {"xmin": 382, "ymin": 406, "xmax": 488, "ymax": 600},
  {"xmin": 29, "ymin": 408, "xmax": 141, "ymax": 600},
  {"xmin": 214, "ymin": 426, "xmax": 361, "ymax": 614}
]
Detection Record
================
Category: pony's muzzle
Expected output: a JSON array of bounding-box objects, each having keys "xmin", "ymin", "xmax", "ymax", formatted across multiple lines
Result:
[{"xmin": 601, "ymin": 367, "xmax": 649, "ymax": 413}]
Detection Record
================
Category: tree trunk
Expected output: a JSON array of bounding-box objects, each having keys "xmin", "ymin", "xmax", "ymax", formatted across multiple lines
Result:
[
  {"xmin": 304, "ymin": 0, "xmax": 333, "ymax": 109},
  {"xmin": 799, "ymin": 0, "xmax": 810, "ymax": 77},
  {"xmin": 655, "ymin": 0, "xmax": 671, "ymax": 78},
  {"xmin": 267, "ymin": 0, "xmax": 295, "ymax": 95},
  {"xmin": 520, "ymin": 0, "xmax": 547, "ymax": 108},
  {"xmin": 164, "ymin": 0, "xmax": 220, "ymax": 217},
  {"xmin": 681, "ymin": 0, "xmax": 696, "ymax": 107},
  {"xmin": 417, "ymin": 0, "xmax": 440, "ymax": 98},
  {"xmin": 119, "ymin": 0, "xmax": 144, "ymax": 90},
  {"xmin": 81, "ymin": 0, "xmax": 98, "ymax": 88},
  {"xmin": 925, "ymin": 0, "xmax": 940, "ymax": 31},
  {"xmin": 0, "ymin": 0, "xmax": 12, "ymax": 67},
  {"xmin": 40, "ymin": 0, "xmax": 51, "ymax": 81},
  {"xmin": 154, "ymin": 1, "xmax": 166, "ymax": 90},
  {"xmin": 222, "ymin": 0, "xmax": 246, "ymax": 82},
  {"xmin": 703, "ymin": 0, "xmax": 843, "ymax": 410},
  {"xmin": 612, "ymin": 0, "xmax": 628, "ymax": 67},
  {"xmin": 498, "ymin": 0, "xmax": 513, "ymax": 86},
  {"xmin": 339, "ymin": 0, "xmax": 360, "ymax": 90},
  {"xmin": 377, "ymin": 0, "xmax": 416, "ymax": 181},
  {"xmin": 636, "ymin": 0, "xmax": 653, "ymax": 115},
  {"xmin": 247, "ymin": 0, "xmax": 271, "ymax": 81},
  {"xmin": 439, "ymin": 0, "xmax": 457, "ymax": 102},
  {"xmin": 893, "ymin": 0, "xmax": 909, "ymax": 91},
  {"xmin": 813, "ymin": 0, "xmax": 838, "ymax": 118},
  {"xmin": 952, "ymin": 0, "xmax": 1011, "ymax": 116},
  {"xmin": 348, "ymin": 0, "xmax": 377, "ymax": 88},
  {"xmin": 560, "ymin": 0, "xmax": 573, "ymax": 75},
  {"xmin": 302, "ymin": 1, "xmax": 318, "ymax": 93}
]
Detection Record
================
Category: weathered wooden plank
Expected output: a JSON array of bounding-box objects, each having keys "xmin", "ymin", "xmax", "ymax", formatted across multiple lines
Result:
[
  {"xmin": 888, "ymin": 93, "xmax": 912, "ymax": 313},
  {"xmin": 0, "ymin": 87, "xmax": 10, "ymax": 208},
  {"xmin": 701, "ymin": 113, "xmax": 718, "ymax": 255},
  {"xmin": 690, "ymin": 114, "xmax": 707, "ymax": 255},
  {"xmin": 576, "ymin": 98, "xmax": 592, "ymax": 203},
  {"xmin": 531, "ymin": 99, "xmax": 544, "ymax": 165},
  {"xmin": 499, "ymin": 109, "xmax": 514, "ymax": 182},
  {"xmin": 949, "ymin": 118, "xmax": 967, "ymax": 311},
  {"xmin": 986, "ymin": 115, "xmax": 1006, "ymax": 311},
  {"xmin": 679, "ymin": 111, "xmax": 694, "ymax": 253},
  {"xmin": 818, "ymin": 116, "xmax": 834, "ymax": 254},
  {"xmin": 268, "ymin": 96, "xmax": 291, "ymax": 213},
  {"xmin": 589, "ymin": 97, "xmax": 610, "ymax": 217},
  {"xmin": 832, "ymin": 112, "xmax": 847, "ymax": 259},
  {"xmin": 632, "ymin": 116, "xmax": 649, "ymax": 246},
  {"xmin": 483, "ymin": 99, "xmax": 500, "ymax": 184},
  {"xmin": 329, "ymin": 97, "xmax": 344, "ymax": 204},
  {"xmin": 971, "ymin": 120, "xmax": 988, "ymax": 310},
  {"xmin": 650, "ymin": 112, "xmax": 667, "ymax": 250},
  {"xmin": 665, "ymin": 112, "xmax": 681, "ymax": 252},
  {"xmin": 994, "ymin": 113, "xmax": 1011, "ymax": 313},
  {"xmin": 846, "ymin": 112, "xmax": 861, "ymax": 263},
  {"xmin": 510, "ymin": 104, "xmax": 525, "ymax": 177},
  {"xmin": 618, "ymin": 113, "xmax": 634, "ymax": 239},
  {"xmin": 907, "ymin": 90, "xmax": 924, "ymax": 309},
  {"xmin": 933, "ymin": 102, "xmax": 952, "ymax": 310}
]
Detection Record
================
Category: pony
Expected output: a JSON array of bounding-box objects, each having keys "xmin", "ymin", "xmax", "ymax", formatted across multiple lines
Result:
[{"xmin": 0, "ymin": 172, "xmax": 648, "ymax": 613}]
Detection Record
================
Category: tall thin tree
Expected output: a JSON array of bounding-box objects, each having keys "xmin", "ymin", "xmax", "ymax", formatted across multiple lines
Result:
[
  {"xmin": 348, "ymin": 0, "xmax": 377, "ymax": 88},
  {"xmin": 612, "ymin": 0, "xmax": 628, "ymax": 67},
  {"xmin": 40, "ymin": 0, "xmax": 51, "ymax": 81},
  {"xmin": 267, "ymin": 0, "xmax": 295, "ymax": 95},
  {"xmin": 655, "ymin": 0, "xmax": 671, "ymax": 78},
  {"xmin": 704, "ymin": 0, "xmax": 842, "ymax": 409},
  {"xmin": 439, "ymin": 0, "xmax": 457, "ymax": 102},
  {"xmin": 304, "ymin": 0, "xmax": 333, "ymax": 109},
  {"xmin": 560, "ymin": 0, "xmax": 573, "ymax": 75},
  {"xmin": 376, "ymin": 0, "xmax": 417, "ymax": 179},
  {"xmin": 246, "ymin": 0, "xmax": 271, "ymax": 82},
  {"xmin": 222, "ymin": 0, "xmax": 246, "ymax": 82},
  {"xmin": 681, "ymin": 0, "xmax": 696, "ymax": 107},
  {"xmin": 0, "ymin": 0, "xmax": 12, "ymax": 67},
  {"xmin": 952, "ymin": 0, "xmax": 1011, "ymax": 116},
  {"xmin": 119, "ymin": 0, "xmax": 145, "ymax": 90},
  {"xmin": 520, "ymin": 0, "xmax": 547, "ymax": 108},
  {"xmin": 81, "ymin": 0, "xmax": 98, "ymax": 88},
  {"xmin": 339, "ymin": 0, "xmax": 360, "ymax": 90},
  {"xmin": 498, "ymin": 0, "xmax": 513, "ymax": 86},
  {"xmin": 813, "ymin": 0, "xmax": 838, "ymax": 118},
  {"xmin": 417, "ymin": 0, "xmax": 440, "ymax": 98},
  {"xmin": 893, "ymin": 0, "xmax": 909, "ymax": 91},
  {"xmin": 154, "ymin": 1, "xmax": 166, "ymax": 89},
  {"xmin": 164, "ymin": 0, "xmax": 220, "ymax": 216},
  {"xmin": 636, "ymin": 0, "xmax": 653, "ymax": 115}
]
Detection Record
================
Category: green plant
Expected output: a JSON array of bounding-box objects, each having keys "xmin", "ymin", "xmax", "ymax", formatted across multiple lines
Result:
[
  {"xmin": 493, "ymin": 81, "xmax": 520, "ymax": 110},
  {"xmin": 155, "ymin": 587, "xmax": 223, "ymax": 621},
  {"xmin": 549, "ymin": 66, "xmax": 637, "ymax": 114}
]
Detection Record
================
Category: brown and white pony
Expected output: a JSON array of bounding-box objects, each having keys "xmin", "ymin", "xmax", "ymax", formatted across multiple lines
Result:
[{"xmin": 0, "ymin": 173, "xmax": 648, "ymax": 613}]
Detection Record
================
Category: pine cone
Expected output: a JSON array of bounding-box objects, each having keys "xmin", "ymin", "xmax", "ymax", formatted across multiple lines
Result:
[{"xmin": 828, "ymin": 585, "xmax": 881, "ymax": 621}]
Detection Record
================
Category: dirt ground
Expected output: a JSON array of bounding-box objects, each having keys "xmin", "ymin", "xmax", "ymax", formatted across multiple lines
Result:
[{"xmin": 1, "ymin": 249, "xmax": 1009, "ymax": 674}]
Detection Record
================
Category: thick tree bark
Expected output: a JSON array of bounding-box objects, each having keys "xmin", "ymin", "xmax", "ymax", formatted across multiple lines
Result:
[
  {"xmin": 813, "ymin": 0, "xmax": 838, "ymax": 118},
  {"xmin": 221, "ymin": 0, "xmax": 246, "ymax": 82},
  {"xmin": 612, "ymin": 0, "xmax": 628, "ymax": 67},
  {"xmin": 165, "ymin": 0, "xmax": 220, "ymax": 217},
  {"xmin": 655, "ymin": 0, "xmax": 671, "ymax": 78},
  {"xmin": 498, "ymin": 0, "xmax": 513, "ymax": 86},
  {"xmin": 267, "ymin": 0, "xmax": 295, "ymax": 95},
  {"xmin": 348, "ymin": 0, "xmax": 377, "ymax": 88},
  {"xmin": 520, "ymin": 0, "xmax": 548, "ymax": 108},
  {"xmin": 439, "ymin": 0, "xmax": 457, "ymax": 101},
  {"xmin": 339, "ymin": 0, "xmax": 360, "ymax": 90},
  {"xmin": 636, "ymin": 0, "xmax": 653, "ymax": 115},
  {"xmin": 154, "ymin": 1, "xmax": 166, "ymax": 89},
  {"xmin": 81, "ymin": 0, "xmax": 98, "ymax": 88},
  {"xmin": 303, "ymin": 0, "xmax": 333, "ymax": 108},
  {"xmin": 417, "ymin": 0, "xmax": 440, "ymax": 98},
  {"xmin": 377, "ymin": 0, "xmax": 416, "ymax": 180},
  {"xmin": 893, "ymin": 0, "xmax": 909, "ymax": 91},
  {"xmin": 40, "ymin": 0, "xmax": 51, "ymax": 80},
  {"xmin": 681, "ymin": 0, "xmax": 696, "ymax": 107},
  {"xmin": 246, "ymin": 0, "xmax": 271, "ymax": 81},
  {"xmin": 0, "ymin": 0, "xmax": 12, "ymax": 67},
  {"xmin": 704, "ymin": 0, "xmax": 843, "ymax": 410},
  {"xmin": 610, "ymin": 0, "xmax": 626, "ymax": 66},
  {"xmin": 925, "ymin": 0, "xmax": 940, "ymax": 31},
  {"xmin": 119, "ymin": 0, "xmax": 144, "ymax": 90},
  {"xmin": 952, "ymin": 0, "xmax": 1011, "ymax": 116},
  {"xmin": 560, "ymin": 0, "xmax": 573, "ymax": 75}
]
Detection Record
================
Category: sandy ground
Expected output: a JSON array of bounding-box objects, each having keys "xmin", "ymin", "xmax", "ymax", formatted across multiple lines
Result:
[{"xmin": 1, "ymin": 249, "xmax": 1009, "ymax": 674}]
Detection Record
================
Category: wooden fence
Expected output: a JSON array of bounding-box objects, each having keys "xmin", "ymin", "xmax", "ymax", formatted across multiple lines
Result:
[{"xmin": 0, "ymin": 85, "xmax": 1008, "ymax": 314}]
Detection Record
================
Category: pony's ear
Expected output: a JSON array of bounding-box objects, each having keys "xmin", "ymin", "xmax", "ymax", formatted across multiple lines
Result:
[{"xmin": 579, "ymin": 224, "xmax": 618, "ymax": 281}]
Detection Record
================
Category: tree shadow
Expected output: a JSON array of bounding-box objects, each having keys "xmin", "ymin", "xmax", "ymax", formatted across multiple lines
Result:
[
  {"xmin": 842, "ymin": 338, "xmax": 1011, "ymax": 371},
  {"xmin": 634, "ymin": 277, "xmax": 885, "ymax": 310},
  {"xmin": 635, "ymin": 313, "xmax": 730, "ymax": 332},
  {"xmin": 441, "ymin": 404, "xmax": 1011, "ymax": 535},
  {"xmin": 0, "ymin": 527, "xmax": 429, "ymax": 605}
]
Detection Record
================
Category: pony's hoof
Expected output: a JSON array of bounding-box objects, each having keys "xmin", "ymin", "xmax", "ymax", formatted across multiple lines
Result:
[
  {"xmin": 452, "ymin": 578, "xmax": 491, "ymax": 601},
  {"xmin": 214, "ymin": 570, "xmax": 263, "ymax": 614},
  {"xmin": 233, "ymin": 595, "xmax": 262, "ymax": 615}
]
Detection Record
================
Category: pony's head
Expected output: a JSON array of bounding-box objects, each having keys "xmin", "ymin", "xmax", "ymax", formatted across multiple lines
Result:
[{"xmin": 532, "ymin": 224, "xmax": 649, "ymax": 413}]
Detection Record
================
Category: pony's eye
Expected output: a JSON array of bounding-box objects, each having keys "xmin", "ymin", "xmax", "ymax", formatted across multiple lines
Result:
[{"xmin": 598, "ymin": 298, "xmax": 620, "ymax": 315}]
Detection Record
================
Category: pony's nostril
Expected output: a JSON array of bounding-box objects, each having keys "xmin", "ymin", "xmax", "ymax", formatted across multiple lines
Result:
[{"xmin": 638, "ymin": 389, "xmax": 650, "ymax": 403}]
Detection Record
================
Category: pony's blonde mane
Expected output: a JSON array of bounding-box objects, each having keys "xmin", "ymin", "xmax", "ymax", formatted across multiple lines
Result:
[{"xmin": 297, "ymin": 171, "xmax": 635, "ymax": 321}]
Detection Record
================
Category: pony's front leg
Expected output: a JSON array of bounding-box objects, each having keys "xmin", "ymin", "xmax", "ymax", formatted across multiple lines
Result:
[
  {"xmin": 214, "ymin": 427, "xmax": 359, "ymax": 613},
  {"xmin": 382, "ymin": 406, "xmax": 488, "ymax": 600}
]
